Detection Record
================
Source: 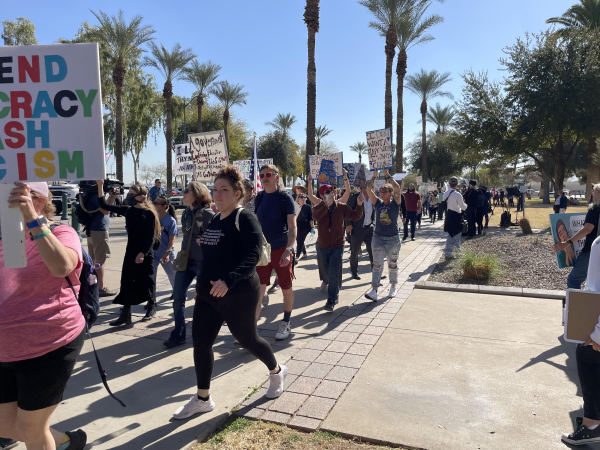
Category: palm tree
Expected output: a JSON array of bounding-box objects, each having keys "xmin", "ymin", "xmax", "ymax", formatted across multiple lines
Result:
[
  {"xmin": 405, "ymin": 69, "xmax": 452, "ymax": 182},
  {"xmin": 315, "ymin": 125, "xmax": 333, "ymax": 155},
  {"xmin": 360, "ymin": 0, "xmax": 411, "ymax": 151},
  {"xmin": 211, "ymin": 81, "xmax": 249, "ymax": 154},
  {"xmin": 395, "ymin": 0, "xmax": 444, "ymax": 172},
  {"xmin": 304, "ymin": 0, "xmax": 320, "ymax": 175},
  {"xmin": 265, "ymin": 112, "xmax": 297, "ymax": 137},
  {"xmin": 143, "ymin": 42, "xmax": 195, "ymax": 195},
  {"xmin": 350, "ymin": 142, "xmax": 368, "ymax": 164},
  {"xmin": 547, "ymin": 0, "xmax": 600, "ymax": 198},
  {"xmin": 91, "ymin": 9, "xmax": 155, "ymax": 182},
  {"xmin": 182, "ymin": 60, "xmax": 221, "ymax": 133},
  {"xmin": 426, "ymin": 103, "xmax": 454, "ymax": 134}
]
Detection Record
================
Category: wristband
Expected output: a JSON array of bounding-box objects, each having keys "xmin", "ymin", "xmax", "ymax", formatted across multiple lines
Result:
[{"xmin": 32, "ymin": 229, "xmax": 51, "ymax": 240}]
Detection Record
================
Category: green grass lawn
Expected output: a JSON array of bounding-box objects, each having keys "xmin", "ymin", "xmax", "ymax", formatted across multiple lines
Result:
[{"xmin": 486, "ymin": 198, "xmax": 588, "ymax": 230}]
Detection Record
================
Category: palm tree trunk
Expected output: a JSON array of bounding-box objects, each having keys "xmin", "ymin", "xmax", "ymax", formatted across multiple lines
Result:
[
  {"xmin": 384, "ymin": 27, "xmax": 397, "ymax": 145},
  {"xmin": 396, "ymin": 49, "xmax": 407, "ymax": 174},
  {"xmin": 164, "ymin": 79, "xmax": 174, "ymax": 196},
  {"xmin": 588, "ymin": 135, "xmax": 599, "ymax": 199},
  {"xmin": 306, "ymin": 27, "xmax": 317, "ymax": 163},
  {"xmin": 358, "ymin": 153, "xmax": 362, "ymax": 164},
  {"xmin": 421, "ymin": 100, "xmax": 428, "ymax": 182},
  {"xmin": 113, "ymin": 58, "xmax": 126, "ymax": 182},
  {"xmin": 223, "ymin": 109, "xmax": 230, "ymax": 153},
  {"xmin": 197, "ymin": 94, "xmax": 203, "ymax": 133},
  {"xmin": 316, "ymin": 138, "xmax": 320, "ymax": 155}
]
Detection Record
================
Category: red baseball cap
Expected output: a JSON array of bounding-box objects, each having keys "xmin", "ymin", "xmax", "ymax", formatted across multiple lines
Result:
[{"xmin": 318, "ymin": 185, "xmax": 333, "ymax": 197}]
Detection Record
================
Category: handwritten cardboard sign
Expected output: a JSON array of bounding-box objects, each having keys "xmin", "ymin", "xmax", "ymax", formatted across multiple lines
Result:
[
  {"xmin": 366, "ymin": 128, "xmax": 393, "ymax": 171},
  {"xmin": 318, "ymin": 159, "xmax": 337, "ymax": 186},
  {"xmin": 174, "ymin": 144, "xmax": 193, "ymax": 176},
  {"xmin": 0, "ymin": 43, "xmax": 105, "ymax": 183},
  {"xmin": 308, "ymin": 152, "xmax": 343, "ymax": 179},
  {"xmin": 353, "ymin": 164, "xmax": 367, "ymax": 189},
  {"xmin": 233, "ymin": 158, "xmax": 273, "ymax": 180},
  {"xmin": 188, "ymin": 130, "xmax": 229, "ymax": 182}
]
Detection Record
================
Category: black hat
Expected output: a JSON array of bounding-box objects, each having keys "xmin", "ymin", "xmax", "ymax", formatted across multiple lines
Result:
[{"xmin": 469, "ymin": 180, "xmax": 477, "ymax": 187}]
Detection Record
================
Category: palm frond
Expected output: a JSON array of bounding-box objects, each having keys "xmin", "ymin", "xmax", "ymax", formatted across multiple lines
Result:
[
  {"xmin": 90, "ymin": 9, "xmax": 155, "ymax": 60},
  {"xmin": 142, "ymin": 42, "xmax": 195, "ymax": 82},
  {"xmin": 425, "ymin": 102, "xmax": 455, "ymax": 131},
  {"xmin": 181, "ymin": 60, "xmax": 221, "ymax": 96},
  {"xmin": 405, "ymin": 68, "xmax": 453, "ymax": 102},
  {"xmin": 265, "ymin": 112, "xmax": 297, "ymax": 133},
  {"xmin": 315, "ymin": 125, "xmax": 333, "ymax": 140},
  {"xmin": 211, "ymin": 81, "xmax": 249, "ymax": 111},
  {"xmin": 547, "ymin": 0, "xmax": 600, "ymax": 30}
]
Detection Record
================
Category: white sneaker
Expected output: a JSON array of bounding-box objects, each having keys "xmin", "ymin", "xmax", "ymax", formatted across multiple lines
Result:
[
  {"xmin": 275, "ymin": 321, "xmax": 291, "ymax": 340},
  {"xmin": 365, "ymin": 289, "xmax": 378, "ymax": 302},
  {"xmin": 172, "ymin": 395, "xmax": 215, "ymax": 420},
  {"xmin": 266, "ymin": 364, "xmax": 288, "ymax": 398},
  {"xmin": 262, "ymin": 293, "xmax": 269, "ymax": 307},
  {"xmin": 389, "ymin": 286, "xmax": 397, "ymax": 298}
]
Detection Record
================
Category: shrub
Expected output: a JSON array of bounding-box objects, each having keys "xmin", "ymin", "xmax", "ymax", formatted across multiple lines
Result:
[
  {"xmin": 519, "ymin": 217, "xmax": 533, "ymax": 234},
  {"xmin": 460, "ymin": 250, "xmax": 501, "ymax": 281}
]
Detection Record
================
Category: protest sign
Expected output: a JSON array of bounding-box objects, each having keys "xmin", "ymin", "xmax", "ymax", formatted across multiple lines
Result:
[
  {"xmin": 233, "ymin": 158, "xmax": 273, "ymax": 180},
  {"xmin": 318, "ymin": 159, "xmax": 337, "ymax": 186},
  {"xmin": 308, "ymin": 152, "xmax": 343, "ymax": 179},
  {"xmin": 188, "ymin": 130, "xmax": 229, "ymax": 182},
  {"xmin": 366, "ymin": 128, "xmax": 393, "ymax": 170},
  {"xmin": 342, "ymin": 162, "xmax": 361, "ymax": 185},
  {"xmin": 550, "ymin": 212, "xmax": 587, "ymax": 269},
  {"xmin": 418, "ymin": 184, "xmax": 429, "ymax": 196},
  {"xmin": 174, "ymin": 144, "xmax": 193, "ymax": 176},
  {"xmin": 416, "ymin": 176, "xmax": 422, "ymax": 184},
  {"xmin": 354, "ymin": 165, "xmax": 367, "ymax": 189},
  {"xmin": 393, "ymin": 173, "xmax": 407, "ymax": 181},
  {"xmin": 0, "ymin": 43, "xmax": 105, "ymax": 183}
]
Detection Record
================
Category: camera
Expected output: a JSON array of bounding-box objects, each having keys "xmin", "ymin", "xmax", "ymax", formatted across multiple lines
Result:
[{"xmin": 79, "ymin": 179, "xmax": 125, "ymax": 195}]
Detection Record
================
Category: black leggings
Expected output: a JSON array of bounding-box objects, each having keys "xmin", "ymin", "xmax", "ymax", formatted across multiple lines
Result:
[
  {"xmin": 296, "ymin": 228, "xmax": 310, "ymax": 258},
  {"xmin": 577, "ymin": 344, "xmax": 600, "ymax": 420},
  {"xmin": 193, "ymin": 273, "xmax": 278, "ymax": 390}
]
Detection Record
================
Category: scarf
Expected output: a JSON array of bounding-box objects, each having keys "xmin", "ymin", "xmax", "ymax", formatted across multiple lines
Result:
[{"xmin": 182, "ymin": 206, "xmax": 200, "ymax": 233}]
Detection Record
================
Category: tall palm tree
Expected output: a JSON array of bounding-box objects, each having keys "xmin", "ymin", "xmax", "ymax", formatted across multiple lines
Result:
[
  {"xmin": 426, "ymin": 103, "xmax": 454, "ymax": 134},
  {"xmin": 304, "ymin": 0, "xmax": 320, "ymax": 176},
  {"xmin": 143, "ymin": 42, "xmax": 195, "ymax": 195},
  {"xmin": 91, "ymin": 9, "xmax": 155, "ymax": 182},
  {"xmin": 315, "ymin": 125, "xmax": 333, "ymax": 155},
  {"xmin": 265, "ymin": 112, "xmax": 297, "ymax": 137},
  {"xmin": 211, "ymin": 81, "xmax": 249, "ymax": 154},
  {"xmin": 547, "ymin": 0, "xmax": 600, "ymax": 197},
  {"xmin": 360, "ymin": 0, "xmax": 411, "ymax": 151},
  {"xmin": 405, "ymin": 69, "xmax": 452, "ymax": 181},
  {"xmin": 395, "ymin": 0, "xmax": 444, "ymax": 172},
  {"xmin": 350, "ymin": 142, "xmax": 368, "ymax": 164},
  {"xmin": 182, "ymin": 60, "xmax": 221, "ymax": 133}
]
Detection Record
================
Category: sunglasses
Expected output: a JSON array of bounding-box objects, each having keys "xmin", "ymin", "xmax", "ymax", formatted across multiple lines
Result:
[
  {"xmin": 323, "ymin": 190, "xmax": 331, "ymax": 195},
  {"xmin": 379, "ymin": 189, "xmax": 392, "ymax": 194},
  {"xmin": 183, "ymin": 188, "xmax": 190, "ymax": 194},
  {"xmin": 298, "ymin": 195, "xmax": 307, "ymax": 199},
  {"xmin": 260, "ymin": 172, "xmax": 274, "ymax": 179}
]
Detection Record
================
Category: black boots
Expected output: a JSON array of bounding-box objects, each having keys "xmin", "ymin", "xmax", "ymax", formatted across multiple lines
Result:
[
  {"xmin": 109, "ymin": 307, "xmax": 132, "ymax": 327},
  {"xmin": 142, "ymin": 303, "xmax": 156, "ymax": 322}
]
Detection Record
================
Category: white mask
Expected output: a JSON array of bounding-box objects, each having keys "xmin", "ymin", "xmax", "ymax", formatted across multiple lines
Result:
[{"xmin": 325, "ymin": 194, "xmax": 330, "ymax": 202}]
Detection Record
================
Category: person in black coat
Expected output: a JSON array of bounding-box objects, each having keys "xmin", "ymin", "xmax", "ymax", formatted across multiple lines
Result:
[
  {"xmin": 97, "ymin": 180, "xmax": 160, "ymax": 325},
  {"xmin": 463, "ymin": 180, "xmax": 478, "ymax": 238}
]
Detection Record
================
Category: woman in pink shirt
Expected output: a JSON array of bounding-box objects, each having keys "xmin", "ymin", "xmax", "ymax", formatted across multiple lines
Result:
[{"xmin": 0, "ymin": 182, "xmax": 87, "ymax": 450}]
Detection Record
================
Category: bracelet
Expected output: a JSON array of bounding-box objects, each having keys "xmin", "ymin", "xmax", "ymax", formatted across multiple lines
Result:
[{"xmin": 32, "ymin": 229, "xmax": 51, "ymax": 240}]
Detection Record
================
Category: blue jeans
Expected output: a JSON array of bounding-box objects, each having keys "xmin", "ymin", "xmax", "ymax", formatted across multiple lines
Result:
[
  {"xmin": 403, "ymin": 211, "xmax": 417, "ymax": 238},
  {"xmin": 170, "ymin": 259, "xmax": 202, "ymax": 341},
  {"xmin": 371, "ymin": 233, "xmax": 401, "ymax": 287},
  {"xmin": 153, "ymin": 252, "xmax": 176, "ymax": 288},
  {"xmin": 567, "ymin": 251, "xmax": 591, "ymax": 290},
  {"xmin": 445, "ymin": 232, "xmax": 462, "ymax": 257},
  {"xmin": 320, "ymin": 246, "xmax": 344, "ymax": 302}
]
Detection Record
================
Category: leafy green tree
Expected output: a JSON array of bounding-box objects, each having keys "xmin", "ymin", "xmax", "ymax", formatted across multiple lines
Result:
[
  {"xmin": 315, "ymin": 125, "xmax": 333, "ymax": 155},
  {"xmin": 405, "ymin": 69, "xmax": 453, "ymax": 181},
  {"xmin": 2, "ymin": 17, "xmax": 37, "ymax": 45},
  {"xmin": 90, "ymin": 10, "xmax": 155, "ymax": 183},
  {"xmin": 350, "ymin": 142, "xmax": 368, "ymax": 164},
  {"xmin": 211, "ymin": 81, "xmax": 249, "ymax": 155},
  {"xmin": 304, "ymin": 0, "xmax": 320, "ymax": 166},
  {"xmin": 182, "ymin": 60, "xmax": 221, "ymax": 133},
  {"xmin": 266, "ymin": 113, "xmax": 297, "ymax": 137},
  {"xmin": 395, "ymin": 0, "xmax": 444, "ymax": 172},
  {"xmin": 407, "ymin": 132, "xmax": 467, "ymax": 182},
  {"xmin": 426, "ymin": 103, "xmax": 454, "ymax": 134},
  {"xmin": 258, "ymin": 131, "xmax": 299, "ymax": 184},
  {"xmin": 143, "ymin": 42, "xmax": 195, "ymax": 195}
]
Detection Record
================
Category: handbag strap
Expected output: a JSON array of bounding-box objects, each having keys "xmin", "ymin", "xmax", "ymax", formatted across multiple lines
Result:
[{"xmin": 184, "ymin": 208, "xmax": 203, "ymax": 254}]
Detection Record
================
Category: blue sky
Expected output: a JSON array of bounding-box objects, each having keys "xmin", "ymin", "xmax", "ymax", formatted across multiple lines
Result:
[{"xmin": 4, "ymin": 0, "xmax": 574, "ymax": 183}]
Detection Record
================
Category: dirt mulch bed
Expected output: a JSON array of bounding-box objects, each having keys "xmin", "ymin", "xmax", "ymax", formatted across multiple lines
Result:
[{"xmin": 429, "ymin": 231, "xmax": 570, "ymax": 290}]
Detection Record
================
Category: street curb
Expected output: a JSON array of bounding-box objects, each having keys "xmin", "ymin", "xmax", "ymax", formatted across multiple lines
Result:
[
  {"xmin": 318, "ymin": 426, "xmax": 427, "ymax": 450},
  {"xmin": 414, "ymin": 281, "xmax": 564, "ymax": 300}
]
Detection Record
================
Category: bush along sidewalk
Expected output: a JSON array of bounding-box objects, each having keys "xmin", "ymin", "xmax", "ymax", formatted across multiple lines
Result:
[{"xmin": 459, "ymin": 250, "xmax": 501, "ymax": 281}]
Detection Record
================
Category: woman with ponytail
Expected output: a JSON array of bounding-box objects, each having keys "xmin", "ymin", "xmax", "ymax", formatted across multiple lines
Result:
[
  {"xmin": 151, "ymin": 196, "xmax": 178, "ymax": 295},
  {"xmin": 96, "ymin": 181, "xmax": 161, "ymax": 324}
]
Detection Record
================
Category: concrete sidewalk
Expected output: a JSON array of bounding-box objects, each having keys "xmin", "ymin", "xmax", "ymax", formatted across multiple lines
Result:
[{"xmin": 13, "ymin": 215, "xmax": 442, "ymax": 449}]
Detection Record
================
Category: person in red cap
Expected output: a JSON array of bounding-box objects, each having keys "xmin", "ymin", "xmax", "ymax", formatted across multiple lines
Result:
[{"xmin": 307, "ymin": 174, "xmax": 363, "ymax": 311}]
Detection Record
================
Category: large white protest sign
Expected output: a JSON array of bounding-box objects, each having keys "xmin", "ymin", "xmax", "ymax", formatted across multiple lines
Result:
[
  {"xmin": 308, "ymin": 152, "xmax": 343, "ymax": 179},
  {"xmin": 233, "ymin": 158, "xmax": 273, "ymax": 180},
  {"xmin": 366, "ymin": 128, "xmax": 393, "ymax": 170},
  {"xmin": 0, "ymin": 44, "xmax": 105, "ymax": 183},
  {"xmin": 174, "ymin": 144, "xmax": 193, "ymax": 176},
  {"xmin": 188, "ymin": 130, "xmax": 229, "ymax": 182}
]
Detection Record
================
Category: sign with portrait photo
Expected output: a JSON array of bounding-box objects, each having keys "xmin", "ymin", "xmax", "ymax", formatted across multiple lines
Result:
[{"xmin": 550, "ymin": 212, "xmax": 587, "ymax": 269}]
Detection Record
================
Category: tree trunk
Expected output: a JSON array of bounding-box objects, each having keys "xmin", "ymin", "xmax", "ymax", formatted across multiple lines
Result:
[
  {"xmin": 306, "ymin": 27, "xmax": 317, "ymax": 185},
  {"xmin": 133, "ymin": 154, "xmax": 138, "ymax": 184},
  {"xmin": 223, "ymin": 109, "xmax": 230, "ymax": 155},
  {"xmin": 113, "ymin": 58, "xmax": 127, "ymax": 182},
  {"xmin": 587, "ymin": 135, "xmax": 599, "ymax": 199},
  {"xmin": 395, "ymin": 49, "xmax": 407, "ymax": 174},
  {"xmin": 384, "ymin": 27, "xmax": 396, "ymax": 148},
  {"xmin": 542, "ymin": 172, "xmax": 550, "ymax": 204},
  {"xmin": 420, "ymin": 101, "xmax": 428, "ymax": 182},
  {"xmin": 316, "ymin": 138, "xmax": 320, "ymax": 155},
  {"xmin": 164, "ymin": 79, "xmax": 174, "ymax": 197},
  {"xmin": 358, "ymin": 153, "xmax": 361, "ymax": 164},
  {"xmin": 197, "ymin": 94, "xmax": 204, "ymax": 133},
  {"xmin": 555, "ymin": 130, "xmax": 565, "ymax": 194}
]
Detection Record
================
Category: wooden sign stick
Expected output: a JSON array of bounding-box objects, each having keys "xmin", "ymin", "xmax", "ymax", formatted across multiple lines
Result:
[{"xmin": 0, "ymin": 183, "xmax": 27, "ymax": 268}]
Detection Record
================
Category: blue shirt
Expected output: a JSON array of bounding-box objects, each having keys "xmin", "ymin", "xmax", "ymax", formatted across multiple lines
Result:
[
  {"xmin": 154, "ymin": 214, "xmax": 178, "ymax": 259},
  {"xmin": 256, "ymin": 191, "xmax": 296, "ymax": 250},
  {"xmin": 374, "ymin": 198, "xmax": 400, "ymax": 237},
  {"xmin": 85, "ymin": 194, "xmax": 110, "ymax": 232},
  {"xmin": 149, "ymin": 185, "xmax": 166, "ymax": 201}
]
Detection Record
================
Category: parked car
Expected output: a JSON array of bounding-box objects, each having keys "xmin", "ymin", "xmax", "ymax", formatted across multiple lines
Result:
[
  {"xmin": 172, "ymin": 187, "xmax": 182, "ymax": 195},
  {"xmin": 170, "ymin": 195, "xmax": 184, "ymax": 209},
  {"xmin": 49, "ymin": 181, "xmax": 80, "ymax": 215}
]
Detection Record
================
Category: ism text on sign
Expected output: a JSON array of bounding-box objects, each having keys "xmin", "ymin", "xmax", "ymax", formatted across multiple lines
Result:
[{"xmin": 0, "ymin": 44, "xmax": 105, "ymax": 182}]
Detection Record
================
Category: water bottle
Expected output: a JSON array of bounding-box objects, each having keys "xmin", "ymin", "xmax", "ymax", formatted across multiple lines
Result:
[{"xmin": 309, "ymin": 229, "xmax": 315, "ymax": 242}]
